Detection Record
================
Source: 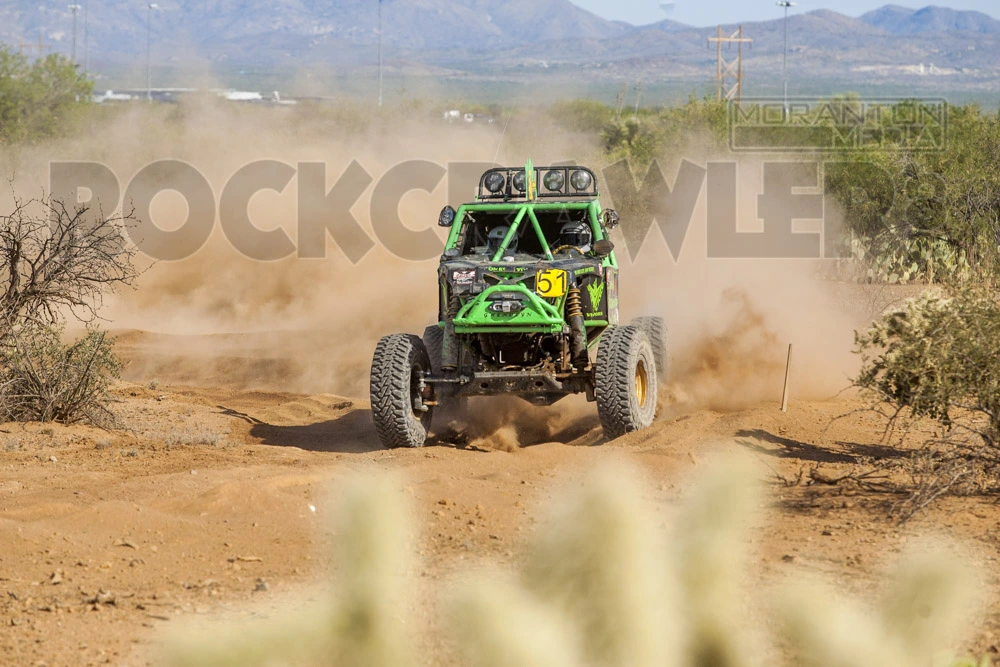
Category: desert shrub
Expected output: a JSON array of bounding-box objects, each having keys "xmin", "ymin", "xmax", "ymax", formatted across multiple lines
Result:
[
  {"xmin": 825, "ymin": 102, "xmax": 1000, "ymax": 282},
  {"xmin": 550, "ymin": 99, "xmax": 616, "ymax": 135},
  {"xmin": 0, "ymin": 194, "xmax": 138, "ymax": 324},
  {"xmin": 854, "ymin": 286, "xmax": 1000, "ymax": 514},
  {"xmin": 0, "ymin": 323, "xmax": 120, "ymax": 426},
  {"xmin": 547, "ymin": 96, "xmax": 728, "ymax": 170},
  {"xmin": 0, "ymin": 192, "xmax": 137, "ymax": 425}
]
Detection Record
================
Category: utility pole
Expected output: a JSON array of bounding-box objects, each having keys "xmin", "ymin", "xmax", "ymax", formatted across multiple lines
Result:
[
  {"xmin": 776, "ymin": 1, "xmax": 795, "ymax": 114},
  {"xmin": 24, "ymin": 33, "xmax": 47, "ymax": 58},
  {"xmin": 83, "ymin": 0, "xmax": 89, "ymax": 74},
  {"xmin": 377, "ymin": 0, "xmax": 383, "ymax": 110},
  {"xmin": 707, "ymin": 25, "xmax": 752, "ymax": 105},
  {"xmin": 69, "ymin": 4, "xmax": 81, "ymax": 65},
  {"xmin": 16, "ymin": 36, "xmax": 44, "ymax": 57},
  {"xmin": 146, "ymin": 3, "xmax": 158, "ymax": 102}
]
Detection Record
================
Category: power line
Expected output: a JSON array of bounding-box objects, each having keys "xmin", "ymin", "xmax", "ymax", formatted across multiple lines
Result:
[
  {"xmin": 777, "ymin": 1, "xmax": 796, "ymax": 114},
  {"xmin": 377, "ymin": 0, "xmax": 383, "ymax": 110},
  {"xmin": 69, "ymin": 4, "xmax": 81, "ymax": 65}
]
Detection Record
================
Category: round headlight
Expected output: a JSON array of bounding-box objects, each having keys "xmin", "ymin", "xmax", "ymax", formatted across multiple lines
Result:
[
  {"xmin": 570, "ymin": 169, "xmax": 593, "ymax": 192},
  {"xmin": 484, "ymin": 172, "xmax": 505, "ymax": 194},
  {"xmin": 543, "ymin": 170, "xmax": 565, "ymax": 192},
  {"xmin": 511, "ymin": 171, "xmax": 526, "ymax": 192}
]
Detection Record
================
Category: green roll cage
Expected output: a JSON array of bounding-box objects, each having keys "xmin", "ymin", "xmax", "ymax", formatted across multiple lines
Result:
[{"xmin": 443, "ymin": 199, "xmax": 618, "ymax": 269}]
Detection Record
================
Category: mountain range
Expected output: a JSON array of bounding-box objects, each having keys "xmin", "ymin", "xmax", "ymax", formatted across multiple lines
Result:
[{"xmin": 1, "ymin": 2, "xmax": 998, "ymax": 92}]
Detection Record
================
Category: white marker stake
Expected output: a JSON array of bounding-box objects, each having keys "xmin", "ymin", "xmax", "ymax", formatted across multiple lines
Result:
[{"xmin": 781, "ymin": 343, "xmax": 793, "ymax": 412}]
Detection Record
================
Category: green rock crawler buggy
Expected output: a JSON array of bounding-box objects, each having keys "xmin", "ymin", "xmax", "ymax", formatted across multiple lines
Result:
[{"xmin": 370, "ymin": 162, "xmax": 666, "ymax": 448}]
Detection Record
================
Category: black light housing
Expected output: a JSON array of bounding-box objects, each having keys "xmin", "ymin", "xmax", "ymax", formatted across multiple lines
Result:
[
  {"xmin": 543, "ymin": 170, "xmax": 565, "ymax": 192},
  {"xmin": 484, "ymin": 172, "xmax": 505, "ymax": 194},
  {"xmin": 476, "ymin": 166, "xmax": 598, "ymax": 200},
  {"xmin": 438, "ymin": 205, "xmax": 457, "ymax": 227},
  {"xmin": 511, "ymin": 171, "xmax": 526, "ymax": 192},
  {"xmin": 570, "ymin": 169, "xmax": 593, "ymax": 191}
]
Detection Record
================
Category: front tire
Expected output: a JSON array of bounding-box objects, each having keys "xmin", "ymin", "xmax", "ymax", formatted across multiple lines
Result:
[
  {"xmin": 370, "ymin": 334, "xmax": 433, "ymax": 449},
  {"xmin": 595, "ymin": 325, "xmax": 658, "ymax": 440}
]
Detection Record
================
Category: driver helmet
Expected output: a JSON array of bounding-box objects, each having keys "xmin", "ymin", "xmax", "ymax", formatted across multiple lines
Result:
[
  {"xmin": 559, "ymin": 220, "xmax": 592, "ymax": 253},
  {"xmin": 487, "ymin": 225, "xmax": 517, "ymax": 254}
]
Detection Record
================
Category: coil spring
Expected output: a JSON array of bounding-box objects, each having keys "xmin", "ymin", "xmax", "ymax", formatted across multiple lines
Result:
[
  {"xmin": 566, "ymin": 287, "xmax": 583, "ymax": 319},
  {"xmin": 448, "ymin": 293, "xmax": 461, "ymax": 318}
]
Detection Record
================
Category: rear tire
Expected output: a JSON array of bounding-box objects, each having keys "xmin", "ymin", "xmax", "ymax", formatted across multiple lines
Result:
[
  {"xmin": 595, "ymin": 325, "xmax": 658, "ymax": 440},
  {"xmin": 370, "ymin": 334, "xmax": 433, "ymax": 449},
  {"xmin": 631, "ymin": 316, "xmax": 667, "ymax": 377}
]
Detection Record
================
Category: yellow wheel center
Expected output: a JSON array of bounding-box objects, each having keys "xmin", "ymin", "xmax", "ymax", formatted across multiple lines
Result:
[{"xmin": 635, "ymin": 360, "xmax": 648, "ymax": 408}]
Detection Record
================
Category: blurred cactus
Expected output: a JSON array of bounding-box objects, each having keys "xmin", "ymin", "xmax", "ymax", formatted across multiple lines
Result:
[
  {"xmin": 164, "ymin": 461, "xmax": 980, "ymax": 666},
  {"xmin": 164, "ymin": 473, "xmax": 414, "ymax": 667},
  {"xmin": 778, "ymin": 546, "xmax": 977, "ymax": 667}
]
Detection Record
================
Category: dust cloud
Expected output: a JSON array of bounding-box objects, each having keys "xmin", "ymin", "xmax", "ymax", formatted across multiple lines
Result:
[
  {"xmin": 618, "ymin": 155, "xmax": 859, "ymax": 414},
  {"xmin": 2, "ymin": 101, "xmax": 861, "ymax": 444}
]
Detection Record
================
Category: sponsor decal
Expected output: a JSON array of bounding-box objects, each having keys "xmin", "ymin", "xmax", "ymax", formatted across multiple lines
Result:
[
  {"xmin": 452, "ymin": 269, "xmax": 476, "ymax": 285},
  {"xmin": 587, "ymin": 280, "xmax": 605, "ymax": 312}
]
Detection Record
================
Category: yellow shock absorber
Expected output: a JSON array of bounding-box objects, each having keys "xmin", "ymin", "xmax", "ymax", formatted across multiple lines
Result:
[
  {"xmin": 566, "ymin": 287, "xmax": 583, "ymax": 319},
  {"xmin": 565, "ymin": 287, "xmax": 587, "ymax": 368}
]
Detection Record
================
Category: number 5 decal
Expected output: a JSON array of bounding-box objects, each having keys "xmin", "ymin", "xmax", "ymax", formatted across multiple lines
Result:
[{"xmin": 536, "ymin": 269, "xmax": 568, "ymax": 298}]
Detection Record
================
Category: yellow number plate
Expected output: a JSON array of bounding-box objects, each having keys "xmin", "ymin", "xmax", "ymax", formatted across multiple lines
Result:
[{"xmin": 536, "ymin": 269, "xmax": 567, "ymax": 298}]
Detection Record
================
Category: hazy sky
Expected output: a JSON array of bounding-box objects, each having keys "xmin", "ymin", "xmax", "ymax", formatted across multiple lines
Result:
[{"xmin": 568, "ymin": 1, "xmax": 999, "ymax": 27}]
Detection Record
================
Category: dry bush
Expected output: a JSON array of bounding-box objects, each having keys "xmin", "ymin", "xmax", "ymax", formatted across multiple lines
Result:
[
  {"xmin": 853, "ymin": 286, "xmax": 1000, "ymax": 516},
  {"xmin": 0, "ymin": 323, "xmax": 119, "ymax": 425},
  {"xmin": 0, "ymin": 193, "xmax": 138, "ymax": 325},
  {"xmin": 164, "ymin": 460, "xmax": 983, "ymax": 667},
  {"xmin": 0, "ymin": 191, "xmax": 137, "ymax": 424}
]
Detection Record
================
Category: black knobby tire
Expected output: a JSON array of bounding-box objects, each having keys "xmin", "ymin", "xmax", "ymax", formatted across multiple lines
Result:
[
  {"xmin": 370, "ymin": 334, "xmax": 433, "ymax": 449},
  {"xmin": 422, "ymin": 325, "xmax": 445, "ymax": 373},
  {"xmin": 631, "ymin": 316, "xmax": 667, "ymax": 377},
  {"xmin": 595, "ymin": 325, "xmax": 658, "ymax": 440},
  {"xmin": 422, "ymin": 324, "xmax": 467, "ymax": 418}
]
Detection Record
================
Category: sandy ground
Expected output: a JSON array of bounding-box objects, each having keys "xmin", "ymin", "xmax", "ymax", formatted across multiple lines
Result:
[
  {"xmin": 2, "ymin": 360, "xmax": 1000, "ymax": 666},
  {"xmin": 2, "ymin": 102, "xmax": 991, "ymax": 665}
]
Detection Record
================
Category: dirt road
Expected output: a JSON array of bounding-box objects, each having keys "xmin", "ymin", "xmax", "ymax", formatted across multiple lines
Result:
[{"xmin": 2, "ymin": 375, "xmax": 999, "ymax": 666}]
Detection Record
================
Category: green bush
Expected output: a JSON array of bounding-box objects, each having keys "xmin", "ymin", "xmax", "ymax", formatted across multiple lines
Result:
[
  {"xmin": 826, "ymin": 103, "xmax": 1000, "ymax": 282},
  {"xmin": 0, "ymin": 47, "xmax": 93, "ymax": 144},
  {"xmin": 855, "ymin": 287, "xmax": 1000, "ymax": 445},
  {"xmin": 549, "ymin": 96, "xmax": 728, "ymax": 170},
  {"xmin": 853, "ymin": 287, "xmax": 1000, "ymax": 516}
]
